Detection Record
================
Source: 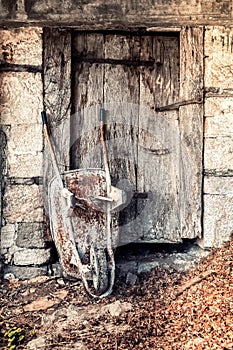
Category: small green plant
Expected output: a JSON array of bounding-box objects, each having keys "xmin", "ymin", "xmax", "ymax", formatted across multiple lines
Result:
[{"xmin": 4, "ymin": 326, "xmax": 25, "ymax": 350}]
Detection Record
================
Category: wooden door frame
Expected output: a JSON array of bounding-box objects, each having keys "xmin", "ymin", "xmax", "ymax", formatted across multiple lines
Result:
[
  {"xmin": 43, "ymin": 26, "xmax": 204, "ymax": 240},
  {"xmin": 179, "ymin": 27, "xmax": 204, "ymax": 239}
]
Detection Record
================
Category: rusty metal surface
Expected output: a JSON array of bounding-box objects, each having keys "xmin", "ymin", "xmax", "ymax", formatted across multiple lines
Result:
[
  {"xmin": 48, "ymin": 169, "xmax": 119, "ymax": 279},
  {"xmin": 65, "ymin": 169, "xmax": 119, "ymax": 252},
  {"xmin": 48, "ymin": 176, "xmax": 81, "ymax": 279}
]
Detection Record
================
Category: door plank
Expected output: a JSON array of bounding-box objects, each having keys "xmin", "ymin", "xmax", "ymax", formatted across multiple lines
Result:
[
  {"xmin": 104, "ymin": 33, "xmax": 141, "ymax": 61},
  {"xmin": 137, "ymin": 35, "xmax": 181, "ymax": 242},
  {"xmin": 71, "ymin": 33, "xmax": 104, "ymax": 169},
  {"xmin": 103, "ymin": 34, "xmax": 140, "ymax": 243}
]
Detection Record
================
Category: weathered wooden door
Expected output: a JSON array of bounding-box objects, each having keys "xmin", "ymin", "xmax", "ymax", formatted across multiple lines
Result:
[{"xmin": 68, "ymin": 30, "xmax": 203, "ymax": 245}]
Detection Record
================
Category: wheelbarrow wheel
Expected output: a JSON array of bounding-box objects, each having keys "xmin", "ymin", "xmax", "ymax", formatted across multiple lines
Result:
[{"xmin": 90, "ymin": 246, "xmax": 108, "ymax": 294}]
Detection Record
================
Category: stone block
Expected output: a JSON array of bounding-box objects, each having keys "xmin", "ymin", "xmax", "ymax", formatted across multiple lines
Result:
[
  {"xmin": 3, "ymin": 184, "xmax": 44, "ymax": 223},
  {"xmin": 0, "ymin": 27, "xmax": 42, "ymax": 65},
  {"xmin": 205, "ymin": 98, "xmax": 233, "ymax": 137},
  {"xmin": 8, "ymin": 152, "xmax": 43, "ymax": 178},
  {"xmin": 2, "ymin": 245, "xmax": 18, "ymax": 264},
  {"xmin": 13, "ymin": 248, "xmax": 52, "ymax": 266},
  {"xmin": 1, "ymin": 224, "xmax": 16, "ymax": 249},
  {"xmin": 16, "ymin": 222, "xmax": 46, "ymax": 248},
  {"xmin": 7, "ymin": 124, "xmax": 43, "ymax": 153},
  {"xmin": 205, "ymin": 26, "xmax": 233, "ymax": 89},
  {"xmin": 3, "ymin": 265, "xmax": 48, "ymax": 280},
  {"xmin": 5, "ymin": 123, "xmax": 43, "ymax": 177},
  {"xmin": 204, "ymin": 136, "xmax": 233, "ymax": 172},
  {"xmin": 204, "ymin": 176, "xmax": 233, "ymax": 195},
  {"xmin": 201, "ymin": 194, "xmax": 233, "ymax": 248},
  {"xmin": 0, "ymin": 72, "xmax": 43, "ymax": 125}
]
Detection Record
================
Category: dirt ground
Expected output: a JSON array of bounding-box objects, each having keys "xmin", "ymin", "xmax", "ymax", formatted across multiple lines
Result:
[{"xmin": 0, "ymin": 239, "xmax": 233, "ymax": 350}]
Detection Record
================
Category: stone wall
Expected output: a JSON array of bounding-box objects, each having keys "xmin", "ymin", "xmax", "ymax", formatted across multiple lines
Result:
[
  {"xmin": 0, "ymin": 27, "xmax": 56, "ymax": 279},
  {"xmin": 1, "ymin": 23, "xmax": 233, "ymax": 278},
  {"xmin": 200, "ymin": 26, "xmax": 233, "ymax": 247}
]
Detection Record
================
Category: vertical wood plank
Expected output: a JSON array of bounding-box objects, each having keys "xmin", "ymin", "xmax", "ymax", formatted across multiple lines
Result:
[
  {"xmin": 104, "ymin": 34, "xmax": 140, "ymax": 182},
  {"xmin": 43, "ymin": 28, "xmax": 71, "ymax": 212},
  {"xmin": 104, "ymin": 34, "xmax": 140, "ymax": 241},
  {"xmin": 139, "ymin": 35, "xmax": 180, "ymax": 108},
  {"xmin": 71, "ymin": 33, "xmax": 104, "ymax": 169},
  {"xmin": 137, "ymin": 35, "xmax": 181, "ymax": 242},
  {"xmin": 179, "ymin": 27, "xmax": 204, "ymax": 238}
]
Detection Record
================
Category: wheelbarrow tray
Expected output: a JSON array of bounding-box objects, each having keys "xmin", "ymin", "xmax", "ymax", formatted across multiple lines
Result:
[{"xmin": 48, "ymin": 168, "xmax": 119, "ymax": 279}]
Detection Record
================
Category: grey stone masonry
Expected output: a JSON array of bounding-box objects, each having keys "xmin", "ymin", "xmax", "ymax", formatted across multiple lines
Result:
[
  {"xmin": 0, "ymin": 27, "xmax": 51, "ymax": 277},
  {"xmin": 16, "ymin": 222, "xmax": 46, "ymax": 248},
  {"xmin": 3, "ymin": 184, "xmax": 44, "ymax": 223},
  {"xmin": 1, "ymin": 21, "xmax": 233, "ymax": 279},
  {"xmin": 199, "ymin": 26, "xmax": 233, "ymax": 248},
  {"xmin": 13, "ymin": 248, "xmax": 52, "ymax": 266}
]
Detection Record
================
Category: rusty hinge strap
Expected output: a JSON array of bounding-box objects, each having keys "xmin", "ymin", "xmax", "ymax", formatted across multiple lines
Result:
[
  {"xmin": 133, "ymin": 192, "xmax": 148, "ymax": 199},
  {"xmin": 0, "ymin": 63, "xmax": 42, "ymax": 73},
  {"xmin": 155, "ymin": 96, "xmax": 203, "ymax": 112},
  {"xmin": 74, "ymin": 57, "xmax": 155, "ymax": 67}
]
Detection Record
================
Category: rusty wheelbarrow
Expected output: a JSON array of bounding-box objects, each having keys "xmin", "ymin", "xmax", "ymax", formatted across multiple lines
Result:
[{"xmin": 42, "ymin": 110, "xmax": 126, "ymax": 297}]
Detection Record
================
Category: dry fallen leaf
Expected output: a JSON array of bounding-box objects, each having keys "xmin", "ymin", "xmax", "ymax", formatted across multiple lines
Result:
[
  {"xmin": 1, "ymin": 239, "xmax": 233, "ymax": 349},
  {"xmin": 5, "ymin": 278, "xmax": 21, "ymax": 289},
  {"xmin": 22, "ymin": 275, "xmax": 56, "ymax": 286},
  {"xmin": 23, "ymin": 290, "xmax": 68, "ymax": 312}
]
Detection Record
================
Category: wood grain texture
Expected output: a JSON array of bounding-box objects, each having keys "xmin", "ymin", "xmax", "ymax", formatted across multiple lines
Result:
[
  {"xmin": 137, "ymin": 35, "xmax": 180, "ymax": 242},
  {"xmin": 46, "ymin": 29, "xmax": 203, "ymax": 244},
  {"xmin": 43, "ymin": 28, "xmax": 71, "ymax": 213},
  {"xmin": 179, "ymin": 27, "xmax": 204, "ymax": 238},
  {"xmin": 1, "ymin": 0, "xmax": 232, "ymax": 27},
  {"xmin": 71, "ymin": 33, "xmax": 104, "ymax": 169},
  {"xmin": 71, "ymin": 32, "xmax": 189, "ymax": 244},
  {"xmin": 104, "ymin": 34, "xmax": 140, "ymax": 238}
]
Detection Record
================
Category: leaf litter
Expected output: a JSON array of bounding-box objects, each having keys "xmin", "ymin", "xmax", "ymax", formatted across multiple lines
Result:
[{"xmin": 0, "ymin": 238, "xmax": 233, "ymax": 349}]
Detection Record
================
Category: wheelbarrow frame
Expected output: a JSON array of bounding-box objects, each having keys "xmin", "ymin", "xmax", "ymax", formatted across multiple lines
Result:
[{"xmin": 42, "ymin": 110, "xmax": 125, "ymax": 297}]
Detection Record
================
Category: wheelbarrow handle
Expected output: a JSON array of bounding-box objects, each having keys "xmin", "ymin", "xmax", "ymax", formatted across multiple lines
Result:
[
  {"xmin": 41, "ymin": 110, "xmax": 64, "ymax": 188},
  {"xmin": 99, "ymin": 107, "xmax": 105, "ymax": 123},
  {"xmin": 41, "ymin": 110, "xmax": 48, "ymax": 125}
]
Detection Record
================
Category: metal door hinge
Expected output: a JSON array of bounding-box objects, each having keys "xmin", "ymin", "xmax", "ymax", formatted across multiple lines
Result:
[{"xmin": 155, "ymin": 96, "xmax": 203, "ymax": 112}]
